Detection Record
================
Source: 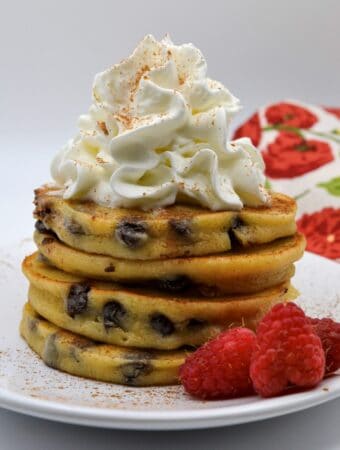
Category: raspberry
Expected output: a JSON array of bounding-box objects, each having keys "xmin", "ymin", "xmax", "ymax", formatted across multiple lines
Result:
[
  {"xmin": 250, "ymin": 303, "xmax": 325, "ymax": 397},
  {"xmin": 310, "ymin": 317, "xmax": 340, "ymax": 374},
  {"xmin": 179, "ymin": 328, "xmax": 256, "ymax": 399}
]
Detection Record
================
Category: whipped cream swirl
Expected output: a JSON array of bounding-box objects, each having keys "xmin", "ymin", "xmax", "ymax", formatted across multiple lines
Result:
[{"xmin": 51, "ymin": 35, "xmax": 270, "ymax": 210}]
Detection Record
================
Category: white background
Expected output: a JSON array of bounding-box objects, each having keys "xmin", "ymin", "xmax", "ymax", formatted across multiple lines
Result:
[
  {"xmin": 1, "ymin": 0, "xmax": 340, "ymax": 448},
  {"xmin": 1, "ymin": 0, "xmax": 340, "ymax": 241}
]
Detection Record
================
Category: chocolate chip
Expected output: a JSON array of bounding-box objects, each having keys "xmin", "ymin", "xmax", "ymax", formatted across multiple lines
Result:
[
  {"xmin": 103, "ymin": 301, "xmax": 126, "ymax": 330},
  {"xmin": 150, "ymin": 313, "xmax": 175, "ymax": 336},
  {"xmin": 231, "ymin": 216, "xmax": 245, "ymax": 230},
  {"xmin": 35, "ymin": 205, "xmax": 52, "ymax": 220},
  {"xmin": 187, "ymin": 318, "xmax": 206, "ymax": 329},
  {"xmin": 169, "ymin": 219, "xmax": 192, "ymax": 239},
  {"xmin": 121, "ymin": 362, "xmax": 152, "ymax": 385},
  {"xmin": 66, "ymin": 283, "xmax": 90, "ymax": 318},
  {"xmin": 35, "ymin": 220, "xmax": 51, "ymax": 234},
  {"xmin": 156, "ymin": 275, "xmax": 191, "ymax": 292},
  {"xmin": 115, "ymin": 220, "xmax": 148, "ymax": 248},
  {"xmin": 35, "ymin": 221, "xmax": 57, "ymax": 240},
  {"xmin": 229, "ymin": 215, "xmax": 246, "ymax": 246},
  {"xmin": 41, "ymin": 237, "xmax": 55, "ymax": 245},
  {"xmin": 64, "ymin": 217, "xmax": 85, "ymax": 235},
  {"xmin": 43, "ymin": 333, "xmax": 58, "ymax": 368},
  {"xmin": 104, "ymin": 264, "xmax": 115, "ymax": 273}
]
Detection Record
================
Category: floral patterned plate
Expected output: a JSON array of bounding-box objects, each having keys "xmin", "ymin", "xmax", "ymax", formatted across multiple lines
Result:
[{"xmin": 234, "ymin": 101, "xmax": 340, "ymax": 261}]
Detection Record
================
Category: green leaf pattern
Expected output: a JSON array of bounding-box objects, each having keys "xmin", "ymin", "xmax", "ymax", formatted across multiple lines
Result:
[{"xmin": 318, "ymin": 177, "xmax": 340, "ymax": 197}]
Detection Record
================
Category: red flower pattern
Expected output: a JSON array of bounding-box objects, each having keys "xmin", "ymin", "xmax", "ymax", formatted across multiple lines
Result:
[
  {"xmin": 265, "ymin": 102, "xmax": 318, "ymax": 128},
  {"xmin": 297, "ymin": 208, "xmax": 340, "ymax": 260},
  {"xmin": 262, "ymin": 132, "xmax": 334, "ymax": 178},
  {"xmin": 324, "ymin": 107, "xmax": 340, "ymax": 119},
  {"xmin": 234, "ymin": 101, "xmax": 339, "ymax": 261},
  {"xmin": 233, "ymin": 113, "xmax": 261, "ymax": 147}
]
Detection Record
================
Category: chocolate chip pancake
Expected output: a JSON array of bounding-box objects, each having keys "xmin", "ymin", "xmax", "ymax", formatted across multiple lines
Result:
[
  {"xmin": 23, "ymin": 253, "xmax": 297, "ymax": 350},
  {"xmin": 34, "ymin": 230, "xmax": 305, "ymax": 295},
  {"xmin": 20, "ymin": 303, "xmax": 188, "ymax": 386},
  {"xmin": 20, "ymin": 36, "xmax": 308, "ymax": 389},
  {"xmin": 34, "ymin": 185, "xmax": 297, "ymax": 260}
]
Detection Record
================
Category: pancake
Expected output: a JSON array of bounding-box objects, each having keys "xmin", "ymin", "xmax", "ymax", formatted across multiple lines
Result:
[
  {"xmin": 34, "ymin": 231, "xmax": 305, "ymax": 295},
  {"xmin": 20, "ymin": 303, "xmax": 188, "ymax": 386},
  {"xmin": 23, "ymin": 253, "xmax": 297, "ymax": 350},
  {"xmin": 34, "ymin": 185, "xmax": 297, "ymax": 260}
]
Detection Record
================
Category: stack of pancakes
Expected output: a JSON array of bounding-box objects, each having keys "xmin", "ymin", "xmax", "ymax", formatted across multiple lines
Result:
[{"xmin": 20, "ymin": 185, "xmax": 305, "ymax": 386}]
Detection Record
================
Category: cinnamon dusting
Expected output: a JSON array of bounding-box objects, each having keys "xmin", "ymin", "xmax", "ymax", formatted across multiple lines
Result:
[{"xmin": 97, "ymin": 121, "xmax": 109, "ymax": 135}]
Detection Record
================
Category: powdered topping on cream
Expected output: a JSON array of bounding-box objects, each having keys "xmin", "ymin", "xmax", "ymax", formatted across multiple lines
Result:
[{"xmin": 51, "ymin": 35, "xmax": 270, "ymax": 210}]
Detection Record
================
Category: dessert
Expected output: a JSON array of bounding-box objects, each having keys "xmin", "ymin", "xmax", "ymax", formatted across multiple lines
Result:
[
  {"xmin": 21, "ymin": 35, "xmax": 305, "ymax": 386},
  {"xmin": 34, "ymin": 186, "xmax": 297, "ymax": 260},
  {"xmin": 34, "ymin": 229, "xmax": 303, "ymax": 294},
  {"xmin": 23, "ymin": 253, "xmax": 297, "ymax": 350},
  {"xmin": 20, "ymin": 303, "xmax": 187, "ymax": 386}
]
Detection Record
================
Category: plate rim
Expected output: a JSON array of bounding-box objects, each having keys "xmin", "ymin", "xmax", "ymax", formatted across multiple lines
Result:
[
  {"xmin": 1, "ymin": 244, "xmax": 340, "ymax": 430},
  {"xmin": 1, "ymin": 374, "xmax": 340, "ymax": 430}
]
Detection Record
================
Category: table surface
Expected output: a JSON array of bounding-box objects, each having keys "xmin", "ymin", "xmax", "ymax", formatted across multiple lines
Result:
[{"xmin": 2, "ymin": 139, "xmax": 340, "ymax": 450}]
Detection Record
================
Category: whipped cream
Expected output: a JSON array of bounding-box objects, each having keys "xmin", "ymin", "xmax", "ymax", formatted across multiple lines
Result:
[{"xmin": 51, "ymin": 35, "xmax": 270, "ymax": 210}]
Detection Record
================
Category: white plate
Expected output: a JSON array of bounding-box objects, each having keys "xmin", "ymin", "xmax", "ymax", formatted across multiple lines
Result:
[{"xmin": 0, "ymin": 238, "xmax": 339, "ymax": 430}]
